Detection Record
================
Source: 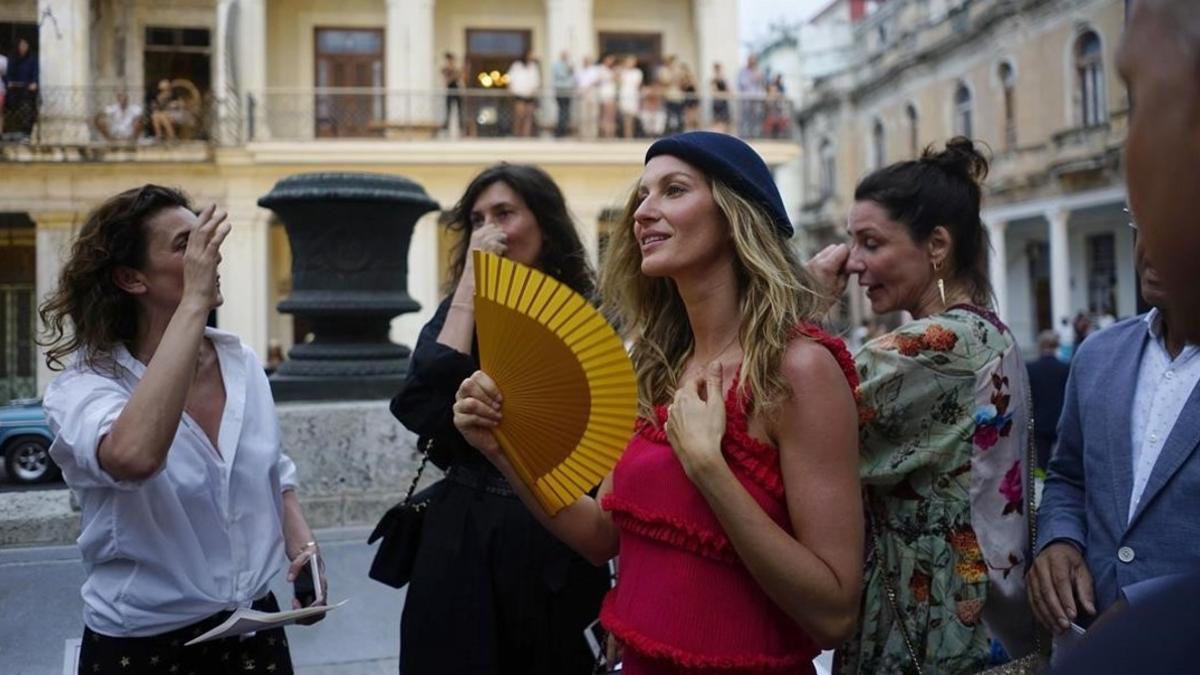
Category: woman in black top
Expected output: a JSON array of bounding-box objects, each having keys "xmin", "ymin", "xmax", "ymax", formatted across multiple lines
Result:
[
  {"xmin": 710, "ymin": 62, "xmax": 731, "ymax": 133},
  {"xmin": 390, "ymin": 163, "xmax": 609, "ymax": 674}
]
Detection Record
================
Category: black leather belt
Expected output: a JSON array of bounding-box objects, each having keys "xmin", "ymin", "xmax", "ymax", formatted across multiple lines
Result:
[{"xmin": 446, "ymin": 463, "xmax": 517, "ymax": 498}]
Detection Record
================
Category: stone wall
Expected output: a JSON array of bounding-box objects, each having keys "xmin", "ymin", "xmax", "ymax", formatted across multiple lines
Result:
[
  {"xmin": 0, "ymin": 400, "xmax": 428, "ymax": 548},
  {"xmin": 0, "ymin": 490, "xmax": 79, "ymax": 547},
  {"xmin": 276, "ymin": 399, "xmax": 429, "ymax": 529}
]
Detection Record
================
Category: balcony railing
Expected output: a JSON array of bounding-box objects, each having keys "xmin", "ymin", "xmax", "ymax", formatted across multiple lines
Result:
[
  {"xmin": 258, "ymin": 87, "xmax": 796, "ymax": 142},
  {"xmin": 0, "ymin": 85, "xmax": 243, "ymax": 152},
  {"xmin": 1, "ymin": 85, "xmax": 796, "ymax": 153}
]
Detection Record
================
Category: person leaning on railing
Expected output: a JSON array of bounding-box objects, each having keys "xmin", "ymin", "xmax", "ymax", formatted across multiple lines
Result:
[
  {"xmin": 4, "ymin": 38, "xmax": 38, "ymax": 138},
  {"xmin": 440, "ymin": 51, "xmax": 464, "ymax": 134},
  {"xmin": 507, "ymin": 51, "xmax": 541, "ymax": 138}
]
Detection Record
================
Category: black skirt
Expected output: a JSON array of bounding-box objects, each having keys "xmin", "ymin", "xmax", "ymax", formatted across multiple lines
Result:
[{"xmin": 400, "ymin": 476, "xmax": 609, "ymax": 674}]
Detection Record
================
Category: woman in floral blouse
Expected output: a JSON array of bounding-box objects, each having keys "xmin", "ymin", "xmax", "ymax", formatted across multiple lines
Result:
[{"xmin": 812, "ymin": 138, "xmax": 1039, "ymax": 673}]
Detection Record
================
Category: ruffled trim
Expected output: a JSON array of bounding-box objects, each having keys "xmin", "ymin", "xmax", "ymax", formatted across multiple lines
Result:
[
  {"xmin": 602, "ymin": 493, "xmax": 738, "ymax": 564},
  {"xmin": 636, "ymin": 414, "xmax": 670, "ymax": 443},
  {"xmin": 601, "ymin": 594, "xmax": 817, "ymax": 674},
  {"xmin": 635, "ymin": 323, "xmax": 859, "ymax": 502},
  {"xmin": 791, "ymin": 322, "xmax": 860, "ymax": 395},
  {"xmin": 719, "ymin": 382, "xmax": 786, "ymax": 500}
]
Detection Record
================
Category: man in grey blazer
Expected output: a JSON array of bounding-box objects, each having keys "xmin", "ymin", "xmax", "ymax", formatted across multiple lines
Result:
[{"xmin": 1029, "ymin": 229, "xmax": 1200, "ymax": 634}]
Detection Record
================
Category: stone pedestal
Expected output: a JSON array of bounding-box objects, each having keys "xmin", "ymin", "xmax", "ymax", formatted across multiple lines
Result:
[{"xmin": 276, "ymin": 400, "xmax": 437, "ymax": 529}]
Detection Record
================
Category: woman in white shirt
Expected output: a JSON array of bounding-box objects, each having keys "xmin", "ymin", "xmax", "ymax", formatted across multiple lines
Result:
[
  {"xmin": 617, "ymin": 54, "xmax": 643, "ymax": 138},
  {"xmin": 596, "ymin": 54, "xmax": 618, "ymax": 139},
  {"xmin": 40, "ymin": 185, "xmax": 324, "ymax": 674},
  {"xmin": 506, "ymin": 50, "xmax": 541, "ymax": 138}
]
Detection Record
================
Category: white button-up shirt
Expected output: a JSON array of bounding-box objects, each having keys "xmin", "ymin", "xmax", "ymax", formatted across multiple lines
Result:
[
  {"xmin": 1128, "ymin": 309, "xmax": 1200, "ymax": 521},
  {"xmin": 45, "ymin": 328, "xmax": 298, "ymax": 637}
]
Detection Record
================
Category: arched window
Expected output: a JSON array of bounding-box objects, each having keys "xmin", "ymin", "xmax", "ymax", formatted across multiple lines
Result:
[
  {"xmin": 998, "ymin": 61, "xmax": 1016, "ymax": 148},
  {"xmin": 953, "ymin": 82, "xmax": 973, "ymax": 138},
  {"xmin": 819, "ymin": 138, "xmax": 836, "ymax": 199},
  {"xmin": 872, "ymin": 119, "xmax": 886, "ymax": 168},
  {"xmin": 905, "ymin": 103, "xmax": 919, "ymax": 158},
  {"xmin": 1075, "ymin": 31, "xmax": 1107, "ymax": 126}
]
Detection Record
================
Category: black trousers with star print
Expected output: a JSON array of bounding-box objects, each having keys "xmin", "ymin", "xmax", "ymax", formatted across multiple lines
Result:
[{"xmin": 78, "ymin": 592, "xmax": 295, "ymax": 675}]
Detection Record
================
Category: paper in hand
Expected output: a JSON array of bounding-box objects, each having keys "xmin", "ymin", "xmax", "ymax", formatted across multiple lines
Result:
[{"xmin": 184, "ymin": 599, "xmax": 348, "ymax": 646}]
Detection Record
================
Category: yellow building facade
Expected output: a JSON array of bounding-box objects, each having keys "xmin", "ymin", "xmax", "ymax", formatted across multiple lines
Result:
[
  {"xmin": 795, "ymin": 0, "xmax": 1130, "ymax": 348},
  {"xmin": 0, "ymin": 0, "xmax": 802, "ymax": 397}
]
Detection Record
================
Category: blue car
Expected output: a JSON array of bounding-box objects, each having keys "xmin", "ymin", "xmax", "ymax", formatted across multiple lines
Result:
[{"xmin": 0, "ymin": 399, "xmax": 61, "ymax": 485}]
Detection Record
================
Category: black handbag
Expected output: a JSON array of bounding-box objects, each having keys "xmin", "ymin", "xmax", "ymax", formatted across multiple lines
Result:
[{"xmin": 367, "ymin": 438, "xmax": 443, "ymax": 588}]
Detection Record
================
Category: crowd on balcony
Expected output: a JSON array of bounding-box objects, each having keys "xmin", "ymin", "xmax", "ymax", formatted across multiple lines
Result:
[
  {"xmin": 1, "ymin": 34, "xmax": 202, "ymax": 147},
  {"xmin": 441, "ymin": 51, "xmax": 793, "ymax": 141},
  {"xmin": 4, "ymin": 43, "xmax": 793, "ymax": 146}
]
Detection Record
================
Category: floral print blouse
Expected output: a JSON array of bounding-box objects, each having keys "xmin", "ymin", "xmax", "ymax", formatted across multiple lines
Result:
[{"xmin": 836, "ymin": 306, "xmax": 1037, "ymax": 674}]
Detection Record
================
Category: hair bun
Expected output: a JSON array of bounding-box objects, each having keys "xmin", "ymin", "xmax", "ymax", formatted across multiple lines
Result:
[{"xmin": 921, "ymin": 136, "xmax": 989, "ymax": 185}]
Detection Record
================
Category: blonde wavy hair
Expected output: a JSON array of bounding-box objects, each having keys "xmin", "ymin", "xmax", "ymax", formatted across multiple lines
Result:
[{"xmin": 600, "ymin": 178, "xmax": 829, "ymax": 421}]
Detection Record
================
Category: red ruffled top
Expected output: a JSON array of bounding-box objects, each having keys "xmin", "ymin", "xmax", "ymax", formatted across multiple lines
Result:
[{"xmin": 600, "ymin": 324, "xmax": 858, "ymax": 674}]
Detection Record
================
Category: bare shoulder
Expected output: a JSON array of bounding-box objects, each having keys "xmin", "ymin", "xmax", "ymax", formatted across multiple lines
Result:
[
  {"xmin": 772, "ymin": 337, "xmax": 857, "ymax": 462},
  {"xmin": 780, "ymin": 336, "xmax": 851, "ymax": 396}
]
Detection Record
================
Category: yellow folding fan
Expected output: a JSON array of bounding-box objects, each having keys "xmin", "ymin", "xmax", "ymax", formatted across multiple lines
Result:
[{"xmin": 472, "ymin": 250, "xmax": 637, "ymax": 516}]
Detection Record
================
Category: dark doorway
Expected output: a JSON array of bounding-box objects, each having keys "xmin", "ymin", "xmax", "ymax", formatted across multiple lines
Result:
[
  {"xmin": 1086, "ymin": 232, "xmax": 1117, "ymax": 316},
  {"xmin": 0, "ymin": 213, "xmax": 36, "ymax": 400},
  {"xmin": 313, "ymin": 28, "xmax": 384, "ymax": 138},
  {"xmin": 1027, "ymin": 240, "xmax": 1052, "ymax": 335},
  {"xmin": 144, "ymin": 26, "xmax": 213, "ymax": 139},
  {"xmin": 597, "ymin": 32, "xmax": 663, "ymax": 80},
  {"xmin": 465, "ymin": 28, "xmax": 531, "ymax": 137}
]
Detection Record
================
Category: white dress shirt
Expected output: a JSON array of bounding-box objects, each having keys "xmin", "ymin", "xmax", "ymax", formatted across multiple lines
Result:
[
  {"xmin": 1128, "ymin": 309, "xmax": 1200, "ymax": 521},
  {"xmin": 45, "ymin": 328, "xmax": 298, "ymax": 637},
  {"xmin": 506, "ymin": 60, "xmax": 541, "ymax": 98},
  {"xmin": 102, "ymin": 102, "xmax": 144, "ymax": 140}
]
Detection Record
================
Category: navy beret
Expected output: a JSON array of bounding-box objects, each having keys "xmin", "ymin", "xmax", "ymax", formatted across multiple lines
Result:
[{"xmin": 645, "ymin": 131, "xmax": 793, "ymax": 237}]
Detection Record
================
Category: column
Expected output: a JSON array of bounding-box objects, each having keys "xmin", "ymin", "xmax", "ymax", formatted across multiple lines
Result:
[
  {"xmin": 237, "ymin": 0, "xmax": 269, "ymax": 139},
  {"xmin": 213, "ymin": 0, "xmax": 237, "ymax": 145},
  {"xmin": 694, "ymin": 0, "xmax": 739, "ymax": 127},
  {"xmin": 386, "ymin": 0, "xmax": 436, "ymax": 126},
  {"xmin": 1047, "ymin": 207, "xmax": 1072, "ymax": 334},
  {"xmin": 37, "ymin": 0, "xmax": 91, "ymax": 143},
  {"xmin": 218, "ymin": 203, "xmax": 271, "ymax": 360},
  {"xmin": 546, "ymin": 0, "xmax": 593, "ymax": 135},
  {"xmin": 33, "ymin": 211, "xmax": 79, "ymax": 394},
  {"xmin": 546, "ymin": 0, "xmax": 595, "ymax": 64},
  {"xmin": 986, "ymin": 218, "xmax": 1008, "ymax": 323}
]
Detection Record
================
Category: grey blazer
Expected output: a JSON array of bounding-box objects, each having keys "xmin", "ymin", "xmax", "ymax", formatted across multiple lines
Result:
[{"xmin": 1037, "ymin": 314, "xmax": 1200, "ymax": 615}]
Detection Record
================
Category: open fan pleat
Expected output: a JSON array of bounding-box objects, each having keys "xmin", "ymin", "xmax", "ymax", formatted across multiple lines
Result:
[{"xmin": 473, "ymin": 251, "xmax": 638, "ymax": 515}]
